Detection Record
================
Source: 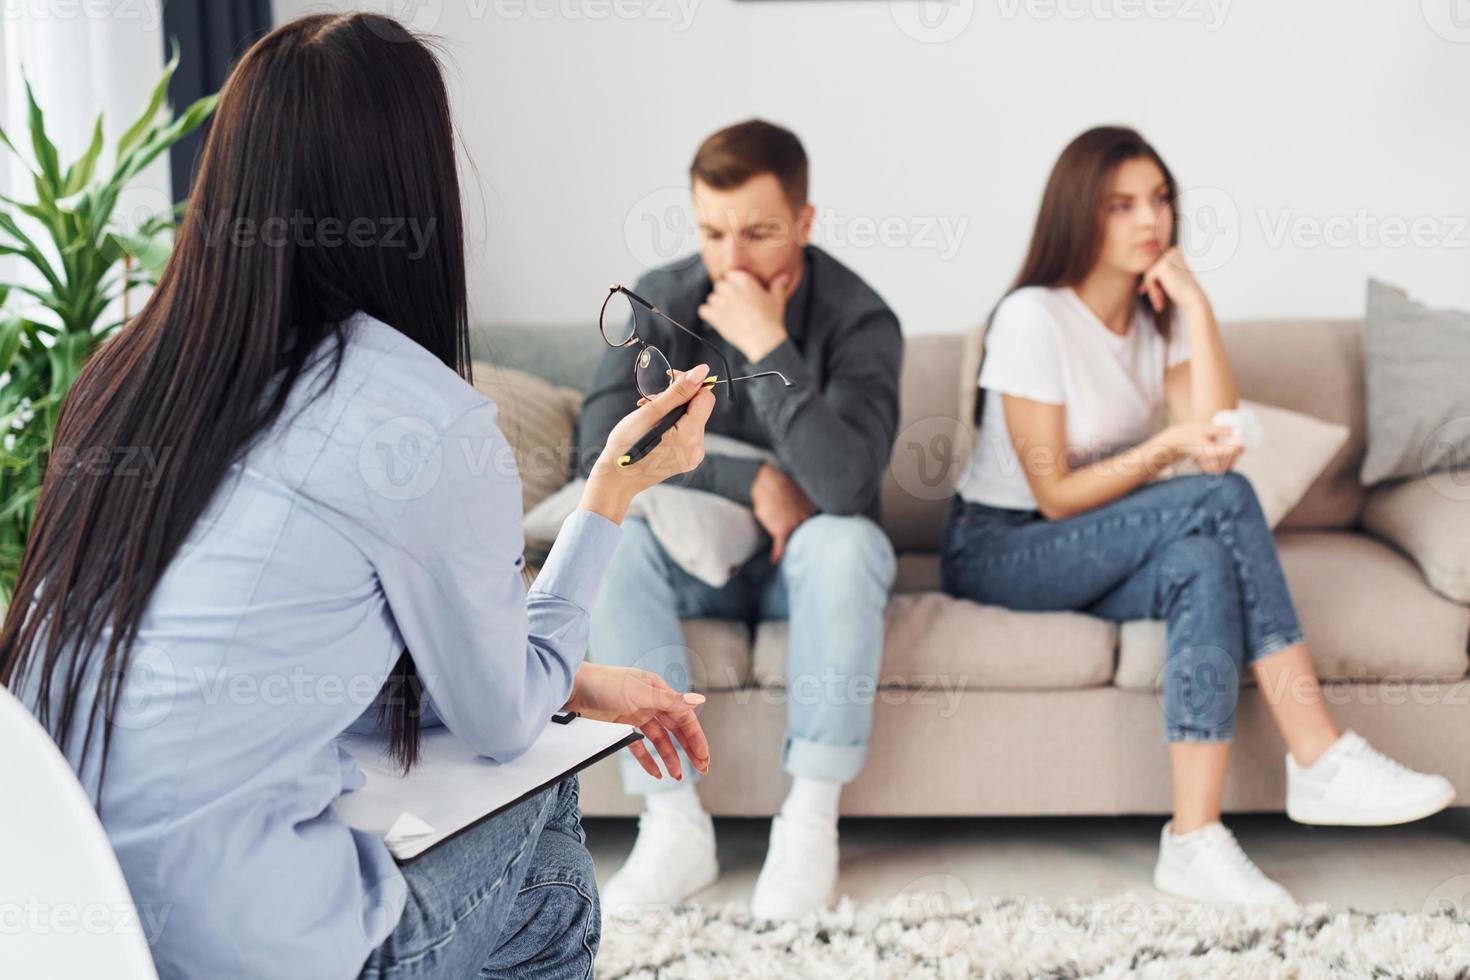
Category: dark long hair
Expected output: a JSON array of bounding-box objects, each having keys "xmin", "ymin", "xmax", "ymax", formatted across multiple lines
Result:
[
  {"xmin": 974, "ymin": 126, "xmax": 1179, "ymax": 425},
  {"xmin": 0, "ymin": 13, "xmax": 467, "ymax": 794}
]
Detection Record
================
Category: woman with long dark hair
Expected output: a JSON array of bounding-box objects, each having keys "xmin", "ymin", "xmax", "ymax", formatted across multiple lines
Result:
[
  {"xmin": 0, "ymin": 14, "xmax": 713, "ymax": 978},
  {"xmin": 943, "ymin": 126, "xmax": 1453, "ymax": 906}
]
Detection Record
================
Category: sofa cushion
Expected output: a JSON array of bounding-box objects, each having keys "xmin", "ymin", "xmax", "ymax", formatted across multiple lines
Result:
[
  {"xmin": 880, "ymin": 333, "xmax": 970, "ymax": 554},
  {"xmin": 894, "ymin": 553, "xmax": 942, "ymax": 594},
  {"xmin": 469, "ymin": 362, "xmax": 582, "ymax": 515},
  {"xmin": 676, "ymin": 619, "xmax": 753, "ymax": 692},
  {"xmin": 1360, "ymin": 280, "xmax": 1470, "ymax": 486},
  {"xmin": 1115, "ymin": 531, "xmax": 1470, "ymax": 690},
  {"xmin": 751, "ymin": 592, "xmax": 1116, "ymax": 691},
  {"xmin": 1162, "ymin": 399, "xmax": 1349, "ymax": 528},
  {"xmin": 529, "ymin": 560, "xmax": 753, "ymax": 692},
  {"xmin": 584, "ymin": 618, "xmax": 751, "ymax": 693},
  {"xmin": 1362, "ymin": 476, "xmax": 1470, "ymax": 604},
  {"xmin": 1221, "ymin": 320, "xmax": 1365, "ymax": 529}
]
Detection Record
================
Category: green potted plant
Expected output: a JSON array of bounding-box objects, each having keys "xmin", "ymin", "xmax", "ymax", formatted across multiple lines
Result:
[{"xmin": 0, "ymin": 53, "xmax": 216, "ymax": 599}]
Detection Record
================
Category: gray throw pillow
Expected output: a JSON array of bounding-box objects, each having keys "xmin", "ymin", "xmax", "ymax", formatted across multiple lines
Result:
[{"xmin": 1360, "ymin": 280, "xmax": 1470, "ymax": 487}]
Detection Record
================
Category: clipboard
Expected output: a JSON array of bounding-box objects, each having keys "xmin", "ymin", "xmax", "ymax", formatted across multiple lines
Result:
[{"xmin": 334, "ymin": 712, "xmax": 642, "ymax": 862}]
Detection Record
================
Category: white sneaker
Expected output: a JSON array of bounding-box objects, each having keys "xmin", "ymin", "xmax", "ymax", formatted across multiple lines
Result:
[
  {"xmin": 1153, "ymin": 821, "xmax": 1296, "ymax": 908},
  {"xmin": 1286, "ymin": 730, "xmax": 1456, "ymax": 826},
  {"xmin": 749, "ymin": 813, "xmax": 839, "ymax": 920},
  {"xmin": 600, "ymin": 808, "xmax": 718, "ymax": 917}
]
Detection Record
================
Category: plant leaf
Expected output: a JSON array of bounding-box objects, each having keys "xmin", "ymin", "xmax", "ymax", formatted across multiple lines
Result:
[
  {"xmin": 117, "ymin": 46, "xmax": 179, "ymax": 158},
  {"xmin": 0, "ymin": 314, "xmax": 24, "ymax": 376},
  {"xmin": 104, "ymin": 230, "xmax": 171, "ymax": 279},
  {"xmin": 0, "ymin": 122, "xmax": 37, "ymax": 177},
  {"xmin": 0, "ymin": 211, "xmax": 66, "ymax": 295},
  {"xmin": 61, "ymin": 114, "xmax": 106, "ymax": 196},
  {"xmin": 23, "ymin": 77, "xmax": 61, "ymax": 198},
  {"xmin": 113, "ymin": 93, "xmax": 219, "ymax": 187}
]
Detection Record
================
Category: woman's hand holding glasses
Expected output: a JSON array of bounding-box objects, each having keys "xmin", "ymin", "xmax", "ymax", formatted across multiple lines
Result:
[{"xmin": 580, "ymin": 363, "xmax": 716, "ymax": 525}]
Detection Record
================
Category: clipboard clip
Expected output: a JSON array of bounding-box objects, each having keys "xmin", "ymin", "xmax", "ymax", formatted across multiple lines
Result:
[{"xmin": 551, "ymin": 710, "xmax": 579, "ymax": 725}]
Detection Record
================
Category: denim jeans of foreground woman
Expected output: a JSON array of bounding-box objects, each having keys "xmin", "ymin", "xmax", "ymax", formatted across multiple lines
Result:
[
  {"xmin": 941, "ymin": 472, "xmax": 1305, "ymax": 742},
  {"xmin": 359, "ymin": 775, "xmax": 598, "ymax": 980}
]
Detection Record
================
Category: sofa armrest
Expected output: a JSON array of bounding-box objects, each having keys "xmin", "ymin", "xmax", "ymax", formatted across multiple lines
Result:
[{"xmin": 1361, "ymin": 476, "xmax": 1470, "ymax": 604}]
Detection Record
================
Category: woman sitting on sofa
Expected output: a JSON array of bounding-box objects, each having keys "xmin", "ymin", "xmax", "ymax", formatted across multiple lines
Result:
[{"xmin": 941, "ymin": 125, "xmax": 1454, "ymax": 906}]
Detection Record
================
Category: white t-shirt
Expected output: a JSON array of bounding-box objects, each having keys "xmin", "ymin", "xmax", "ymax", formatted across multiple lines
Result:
[{"xmin": 957, "ymin": 285, "xmax": 1192, "ymax": 510}]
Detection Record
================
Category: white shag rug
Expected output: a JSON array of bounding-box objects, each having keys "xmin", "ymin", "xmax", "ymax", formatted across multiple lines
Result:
[{"xmin": 598, "ymin": 892, "xmax": 1470, "ymax": 979}]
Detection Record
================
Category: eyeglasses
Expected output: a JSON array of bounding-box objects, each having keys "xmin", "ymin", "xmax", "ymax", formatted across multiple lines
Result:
[{"xmin": 599, "ymin": 284, "xmax": 794, "ymax": 403}]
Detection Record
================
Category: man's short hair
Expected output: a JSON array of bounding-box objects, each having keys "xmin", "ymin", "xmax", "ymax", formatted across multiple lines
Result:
[{"xmin": 689, "ymin": 119, "xmax": 808, "ymax": 209}]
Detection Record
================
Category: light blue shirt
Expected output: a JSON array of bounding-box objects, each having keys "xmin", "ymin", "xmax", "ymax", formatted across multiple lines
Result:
[{"xmin": 21, "ymin": 312, "xmax": 622, "ymax": 979}]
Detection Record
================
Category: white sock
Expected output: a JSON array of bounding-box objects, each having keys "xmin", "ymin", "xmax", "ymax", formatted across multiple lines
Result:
[
  {"xmin": 780, "ymin": 777, "xmax": 842, "ymax": 822},
  {"xmin": 645, "ymin": 780, "xmax": 706, "ymax": 822},
  {"xmin": 1168, "ymin": 819, "xmax": 1221, "ymax": 842}
]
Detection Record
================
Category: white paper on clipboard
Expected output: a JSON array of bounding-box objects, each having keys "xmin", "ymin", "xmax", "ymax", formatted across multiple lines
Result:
[{"xmin": 334, "ymin": 716, "xmax": 640, "ymax": 861}]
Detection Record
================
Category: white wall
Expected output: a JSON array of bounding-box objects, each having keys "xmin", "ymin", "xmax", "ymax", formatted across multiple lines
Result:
[{"xmin": 273, "ymin": 0, "xmax": 1469, "ymax": 334}]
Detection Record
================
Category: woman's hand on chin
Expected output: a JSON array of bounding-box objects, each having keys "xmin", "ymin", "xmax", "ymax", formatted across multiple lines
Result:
[
  {"xmin": 1139, "ymin": 245, "xmax": 1209, "ymax": 314},
  {"xmin": 563, "ymin": 662, "xmax": 711, "ymax": 781}
]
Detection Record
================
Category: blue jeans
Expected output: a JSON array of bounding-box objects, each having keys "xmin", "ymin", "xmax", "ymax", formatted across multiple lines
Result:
[
  {"xmin": 358, "ymin": 776, "xmax": 598, "ymax": 979},
  {"xmin": 590, "ymin": 514, "xmax": 896, "ymax": 795},
  {"xmin": 941, "ymin": 472, "xmax": 1304, "ymax": 743}
]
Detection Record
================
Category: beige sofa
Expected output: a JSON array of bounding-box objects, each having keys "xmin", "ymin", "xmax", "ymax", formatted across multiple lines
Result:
[{"xmin": 495, "ymin": 319, "xmax": 1470, "ymax": 817}]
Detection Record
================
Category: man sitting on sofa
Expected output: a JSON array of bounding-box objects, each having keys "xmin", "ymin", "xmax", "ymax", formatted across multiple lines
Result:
[{"xmin": 576, "ymin": 119, "xmax": 903, "ymax": 919}]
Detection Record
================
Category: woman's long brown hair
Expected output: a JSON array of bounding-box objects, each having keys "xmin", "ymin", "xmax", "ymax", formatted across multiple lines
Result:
[
  {"xmin": 973, "ymin": 126, "xmax": 1180, "ymax": 426},
  {"xmin": 0, "ymin": 13, "xmax": 468, "ymax": 799},
  {"xmin": 1012, "ymin": 124, "xmax": 1180, "ymax": 337}
]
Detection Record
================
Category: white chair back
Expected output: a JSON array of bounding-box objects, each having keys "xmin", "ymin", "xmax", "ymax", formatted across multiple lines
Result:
[{"xmin": 0, "ymin": 685, "xmax": 159, "ymax": 979}]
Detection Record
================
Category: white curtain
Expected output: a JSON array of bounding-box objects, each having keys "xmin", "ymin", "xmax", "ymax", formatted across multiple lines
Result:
[{"xmin": 0, "ymin": 3, "xmax": 170, "ymax": 318}]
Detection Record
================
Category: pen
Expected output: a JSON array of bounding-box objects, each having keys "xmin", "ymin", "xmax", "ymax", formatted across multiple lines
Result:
[{"xmin": 616, "ymin": 376, "xmax": 721, "ymax": 467}]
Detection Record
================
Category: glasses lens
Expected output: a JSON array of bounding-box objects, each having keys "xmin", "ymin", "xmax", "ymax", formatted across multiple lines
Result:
[
  {"xmin": 635, "ymin": 345, "xmax": 673, "ymax": 398},
  {"xmin": 600, "ymin": 290, "xmax": 637, "ymax": 347}
]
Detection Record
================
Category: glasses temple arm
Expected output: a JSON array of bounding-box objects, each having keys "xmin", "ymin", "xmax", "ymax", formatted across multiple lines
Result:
[
  {"xmin": 635, "ymin": 293, "xmax": 739, "ymax": 405},
  {"xmin": 708, "ymin": 370, "xmax": 793, "ymax": 387}
]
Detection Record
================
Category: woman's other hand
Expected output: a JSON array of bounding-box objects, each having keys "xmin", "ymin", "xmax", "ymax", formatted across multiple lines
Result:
[{"xmin": 563, "ymin": 663, "xmax": 711, "ymax": 781}]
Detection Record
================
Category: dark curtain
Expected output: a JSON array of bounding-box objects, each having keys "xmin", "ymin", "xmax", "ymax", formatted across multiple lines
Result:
[{"xmin": 163, "ymin": 0, "xmax": 273, "ymax": 203}]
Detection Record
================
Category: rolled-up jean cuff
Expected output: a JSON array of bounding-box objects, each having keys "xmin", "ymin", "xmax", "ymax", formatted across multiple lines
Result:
[
  {"xmin": 1248, "ymin": 628, "xmax": 1306, "ymax": 665},
  {"xmin": 782, "ymin": 735, "xmax": 867, "ymax": 783},
  {"xmin": 1166, "ymin": 725, "xmax": 1234, "ymax": 744},
  {"xmin": 618, "ymin": 742, "xmax": 703, "ymax": 796}
]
